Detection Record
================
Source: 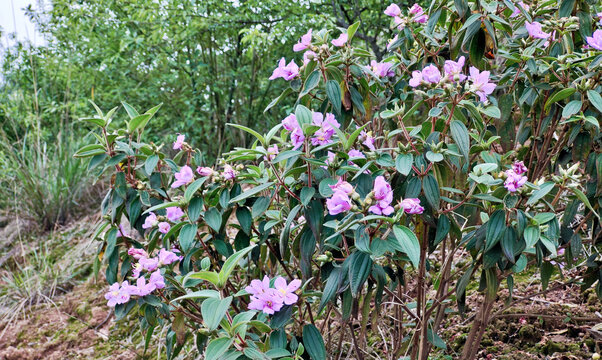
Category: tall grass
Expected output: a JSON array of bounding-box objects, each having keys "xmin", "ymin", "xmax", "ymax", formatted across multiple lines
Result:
[{"xmin": 0, "ymin": 128, "xmax": 91, "ymax": 230}]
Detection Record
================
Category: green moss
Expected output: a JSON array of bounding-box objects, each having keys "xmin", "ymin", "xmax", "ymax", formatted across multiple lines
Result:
[{"xmin": 517, "ymin": 325, "xmax": 542, "ymax": 344}]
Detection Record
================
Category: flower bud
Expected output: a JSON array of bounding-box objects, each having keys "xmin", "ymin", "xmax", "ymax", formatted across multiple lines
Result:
[
  {"xmin": 351, "ymin": 192, "xmax": 360, "ymax": 201},
  {"xmin": 236, "ymin": 164, "xmax": 244, "ymax": 171}
]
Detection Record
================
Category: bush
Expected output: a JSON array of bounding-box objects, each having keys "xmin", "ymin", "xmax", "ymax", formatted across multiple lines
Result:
[{"xmin": 80, "ymin": 2, "xmax": 601, "ymax": 359}]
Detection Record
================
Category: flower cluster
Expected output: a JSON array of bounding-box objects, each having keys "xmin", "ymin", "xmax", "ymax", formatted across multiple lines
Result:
[
  {"xmin": 143, "ymin": 206, "xmax": 185, "ymax": 234},
  {"xmin": 410, "ymin": 59, "xmax": 496, "ymax": 103},
  {"xmin": 104, "ymin": 247, "xmax": 180, "ymax": 307},
  {"xmin": 369, "ymin": 176, "xmax": 394, "ymax": 215},
  {"xmin": 367, "ymin": 60, "xmax": 395, "ymax": 78},
  {"xmin": 281, "ymin": 111, "xmax": 341, "ymax": 149},
  {"xmin": 504, "ymin": 161, "xmax": 528, "ymax": 192},
  {"xmin": 384, "ymin": 3, "xmax": 428, "ymax": 30},
  {"xmin": 246, "ymin": 276, "xmax": 301, "ymax": 315},
  {"xmin": 326, "ymin": 179, "xmax": 354, "ymax": 215}
]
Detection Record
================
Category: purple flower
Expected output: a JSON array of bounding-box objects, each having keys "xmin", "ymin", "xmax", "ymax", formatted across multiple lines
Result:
[
  {"xmin": 158, "ymin": 248, "xmax": 180, "ymax": 265},
  {"xmin": 291, "ymin": 127, "xmax": 305, "ymax": 149},
  {"xmin": 512, "ymin": 161, "xmax": 528, "ymax": 175},
  {"xmin": 248, "ymin": 289, "xmax": 284, "ymax": 315},
  {"xmin": 311, "ymin": 112, "xmax": 340, "ymax": 145},
  {"xmin": 293, "ymin": 29, "xmax": 312, "ymax": 52},
  {"xmin": 149, "ymin": 270, "xmax": 165, "ymax": 290},
  {"xmin": 504, "ymin": 169, "xmax": 528, "ymax": 192},
  {"xmin": 269, "ymin": 58, "xmax": 299, "ymax": 81},
  {"xmin": 131, "ymin": 276, "xmax": 156, "ymax": 297},
  {"xmin": 223, "ymin": 165, "xmax": 237, "ymax": 180},
  {"xmin": 140, "ymin": 257, "xmax": 159, "ymax": 272},
  {"xmin": 246, "ymin": 275, "xmax": 271, "ymax": 296},
  {"xmin": 265, "ymin": 145, "xmax": 279, "ymax": 161},
  {"xmin": 409, "ymin": 70, "xmax": 423, "ymax": 87},
  {"xmin": 510, "ymin": 2, "xmax": 529, "ymax": 17},
  {"xmin": 282, "ymin": 114, "xmax": 299, "ymax": 132},
  {"xmin": 444, "ymin": 56, "xmax": 467, "ymax": 82},
  {"xmin": 360, "ymin": 130, "xmax": 376, "ymax": 151},
  {"xmin": 171, "ymin": 165, "xmax": 194, "ymax": 188},
  {"xmin": 387, "ymin": 34, "xmax": 399, "ymax": 51},
  {"xmin": 128, "ymin": 247, "xmax": 148, "ymax": 260},
  {"xmin": 468, "ymin": 66, "xmax": 496, "ymax": 103},
  {"xmin": 384, "ymin": 3, "xmax": 401, "ymax": 17},
  {"xmin": 410, "ymin": 4, "xmax": 428, "ymax": 23},
  {"xmin": 326, "ymin": 190, "xmax": 352, "ymax": 215},
  {"xmin": 329, "ymin": 178, "xmax": 354, "ymax": 195},
  {"xmin": 142, "ymin": 212, "xmax": 158, "ymax": 229},
  {"xmin": 274, "ymin": 277, "xmax": 302, "ymax": 305},
  {"xmin": 105, "ymin": 282, "xmax": 131, "ymax": 307},
  {"xmin": 303, "ymin": 50, "xmax": 317, "ymax": 65},
  {"xmin": 197, "ymin": 166, "xmax": 213, "ymax": 177},
  {"xmin": 400, "ymin": 198, "xmax": 424, "ymax": 214},
  {"xmin": 158, "ymin": 222, "xmax": 171, "ymax": 234},
  {"xmin": 132, "ymin": 263, "xmax": 143, "ymax": 279},
  {"xmin": 369, "ymin": 176, "xmax": 394, "ymax": 216},
  {"xmin": 394, "ymin": 16, "xmax": 407, "ymax": 30},
  {"xmin": 586, "ymin": 30, "xmax": 602, "ymax": 51},
  {"xmin": 369, "ymin": 60, "xmax": 395, "ymax": 77},
  {"xmin": 173, "ymin": 134, "xmax": 185, "ymax": 150},
  {"xmin": 348, "ymin": 149, "xmax": 365, "ymax": 159},
  {"xmin": 166, "ymin": 207, "xmax": 184, "ymax": 222},
  {"xmin": 525, "ymin": 22, "xmax": 550, "ymax": 40},
  {"xmin": 332, "ymin": 33, "xmax": 348, "ymax": 47},
  {"xmin": 421, "ymin": 64, "xmax": 441, "ymax": 84}
]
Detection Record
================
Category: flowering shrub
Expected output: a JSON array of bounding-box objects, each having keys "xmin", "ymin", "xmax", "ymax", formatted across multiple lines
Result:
[{"xmin": 77, "ymin": 1, "xmax": 602, "ymax": 359}]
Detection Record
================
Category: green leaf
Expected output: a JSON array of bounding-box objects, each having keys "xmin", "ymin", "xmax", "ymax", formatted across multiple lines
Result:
[
  {"xmin": 422, "ymin": 174, "xmax": 440, "ymax": 208},
  {"xmin": 427, "ymin": 328, "xmax": 447, "ymax": 350},
  {"xmin": 587, "ymin": 90, "xmax": 602, "ymax": 114},
  {"xmin": 227, "ymin": 124, "xmax": 265, "ymax": 146},
  {"xmin": 393, "ymin": 225, "xmax": 420, "ymax": 268},
  {"xmin": 204, "ymin": 208, "xmax": 222, "ymax": 232},
  {"xmin": 74, "ymin": 144, "xmax": 106, "ymax": 158},
  {"xmin": 121, "ymin": 101, "xmax": 139, "ymax": 119},
  {"xmin": 347, "ymin": 21, "xmax": 361, "ymax": 41},
  {"xmin": 562, "ymin": 100, "xmax": 582, "ymax": 118},
  {"xmin": 295, "ymin": 104, "xmax": 313, "ymax": 126},
  {"xmin": 128, "ymin": 113, "xmax": 152, "ymax": 133},
  {"xmin": 179, "ymin": 223, "xmax": 198, "ymax": 253},
  {"xmin": 300, "ymin": 187, "xmax": 315, "ymax": 206},
  {"xmin": 326, "ymin": 80, "xmax": 342, "ymax": 115},
  {"xmin": 183, "ymin": 270, "xmax": 219, "ymax": 287},
  {"xmin": 205, "ymin": 337, "xmax": 233, "ymax": 360},
  {"xmin": 142, "ymin": 201, "xmax": 180, "ymax": 214},
  {"xmin": 480, "ymin": 105, "xmax": 501, "ymax": 119},
  {"xmin": 217, "ymin": 245, "xmax": 256, "ymax": 288},
  {"xmin": 526, "ymin": 182, "xmax": 554, "ymax": 206},
  {"xmin": 348, "ymin": 251, "xmax": 373, "ymax": 297},
  {"xmin": 300, "ymin": 71, "xmax": 321, "ymax": 97},
  {"xmin": 319, "ymin": 266, "xmax": 344, "ymax": 312},
  {"xmin": 540, "ymin": 262, "xmax": 554, "ymax": 291},
  {"xmin": 81, "ymin": 117, "xmax": 106, "ymax": 128},
  {"xmin": 145, "ymin": 154, "xmax": 159, "ymax": 175},
  {"xmin": 230, "ymin": 182, "xmax": 274, "ymax": 204},
  {"xmin": 172, "ymin": 290, "xmax": 220, "ymax": 302},
  {"xmin": 265, "ymin": 88, "xmax": 292, "ymax": 113},
  {"xmin": 450, "ymin": 120, "xmax": 470, "ymax": 163},
  {"xmin": 485, "ymin": 210, "xmax": 505, "ymax": 251},
  {"xmin": 236, "ymin": 207, "xmax": 253, "ymax": 235},
  {"xmin": 524, "ymin": 226, "xmax": 539, "ymax": 249},
  {"xmin": 570, "ymin": 187, "xmax": 600, "ymax": 219},
  {"xmin": 272, "ymin": 150, "xmax": 302, "ymax": 164},
  {"xmin": 252, "ymin": 196, "xmax": 271, "ymax": 218},
  {"xmin": 395, "ymin": 153, "xmax": 414, "ymax": 176},
  {"xmin": 544, "ymin": 88, "xmax": 576, "ymax": 113},
  {"xmin": 302, "ymin": 324, "xmax": 326, "ymax": 360},
  {"xmin": 202, "ymin": 296, "xmax": 232, "ymax": 331},
  {"xmin": 500, "ymin": 227, "xmax": 517, "ymax": 263},
  {"xmin": 185, "ymin": 178, "xmax": 208, "ymax": 203}
]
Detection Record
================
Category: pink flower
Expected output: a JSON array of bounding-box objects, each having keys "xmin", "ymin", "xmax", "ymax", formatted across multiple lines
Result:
[
  {"xmin": 223, "ymin": 164, "xmax": 237, "ymax": 180},
  {"xmin": 311, "ymin": 112, "xmax": 340, "ymax": 145},
  {"xmin": 468, "ymin": 66, "xmax": 496, "ymax": 103},
  {"xmin": 166, "ymin": 207, "xmax": 184, "ymax": 222},
  {"xmin": 303, "ymin": 50, "xmax": 316, "ymax": 65},
  {"xmin": 149, "ymin": 270, "xmax": 165, "ymax": 290},
  {"xmin": 394, "ymin": 16, "xmax": 407, "ymax": 30},
  {"xmin": 246, "ymin": 275, "xmax": 271, "ymax": 296},
  {"xmin": 525, "ymin": 22, "xmax": 550, "ymax": 40},
  {"xmin": 360, "ymin": 130, "xmax": 376, "ymax": 151},
  {"xmin": 265, "ymin": 145, "xmax": 279, "ymax": 161},
  {"xmin": 329, "ymin": 178, "xmax": 354, "ymax": 195},
  {"xmin": 369, "ymin": 60, "xmax": 395, "ymax": 77},
  {"xmin": 325, "ymin": 151, "xmax": 336, "ymax": 165},
  {"xmin": 512, "ymin": 161, "xmax": 527, "ymax": 175},
  {"xmin": 274, "ymin": 277, "xmax": 302, "ymax": 305},
  {"xmin": 291, "ymin": 127, "xmax": 305, "ymax": 149},
  {"xmin": 326, "ymin": 190, "xmax": 352, "ymax": 215},
  {"xmin": 269, "ymin": 58, "xmax": 299, "ymax": 81},
  {"xmin": 128, "ymin": 247, "xmax": 148, "ymax": 260},
  {"xmin": 158, "ymin": 222, "xmax": 171, "ymax": 234},
  {"xmin": 248, "ymin": 289, "xmax": 284, "ymax": 315},
  {"xmin": 400, "ymin": 198, "xmax": 424, "ymax": 214},
  {"xmin": 410, "ymin": 4, "xmax": 428, "ymax": 23},
  {"xmin": 132, "ymin": 263, "xmax": 143, "ymax": 279},
  {"xmin": 369, "ymin": 176, "xmax": 394, "ymax": 216},
  {"xmin": 293, "ymin": 29, "xmax": 312, "ymax": 52},
  {"xmin": 173, "ymin": 134, "xmax": 185, "ymax": 150},
  {"xmin": 510, "ymin": 2, "xmax": 529, "ymax": 17},
  {"xmin": 131, "ymin": 276, "xmax": 156, "ymax": 297},
  {"xmin": 142, "ymin": 212, "xmax": 158, "ymax": 229},
  {"xmin": 197, "ymin": 166, "xmax": 213, "ymax": 177},
  {"xmin": 171, "ymin": 165, "xmax": 194, "ymax": 188},
  {"xmin": 444, "ymin": 56, "xmax": 467, "ymax": 82},
  {"xmin": 139, "ymin": 257, "xmax": 159, "ymax": 272},
  {"xmin": 409, "ymin": 70, "xmax": 423, "ymax": 87},
  {"xmin": 158, "ymin": 248, "xmax": 180, "ymax": 265},
  {"xmin": 105, "ymin": 282, "xmax": 131, "ymax": 307},
  {"xmin": 348, "ymin": 149, "xmax": 365, "ymax": 159},
  {"xmin": 332, "ymin": 33, "xmax": 348, "ymax": 47},
  {"xmin": 421, "ymin": 64, "xmax": 441, "ymax": 84},
  {"xmin": 586, "ymin": 30, "xmax": 602, "ymax": 51},
  {"xmin": 387, "ymin": 34, "xmax": 399, "ymax": 51},
  {"xmin": 282, "ymin": 114, "xmax": 299, "ymax": 131},
  {"xmin": 384, "ymin": 3, "xmax": 401, "ymax": 17},
  {"xmin": 504, "ymin": 169, "xmax": 528, "ymax": 192}
]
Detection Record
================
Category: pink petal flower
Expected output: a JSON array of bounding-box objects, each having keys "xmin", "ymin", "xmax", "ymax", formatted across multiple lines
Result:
[
  {"xmin": 293, "ymin": 29, "xmax": 312, "ymax": 52},
  {"xmin": 331, "ymin": 33, "xmax": 348, "ymax": 47},
  {"xmin": 173, "ymin": 134, "xmax": 185, "ymax": 150},
  {"xmin": 326, "ymin": 190, "xmax": 352, "ymax": 215},
  {"xmin": 171, "ymin": 165, "xmax": 194, "ymax": 188},
  {"xmin": 384, "ymin": 3, "xmax": 401, "ymax": 17}
]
